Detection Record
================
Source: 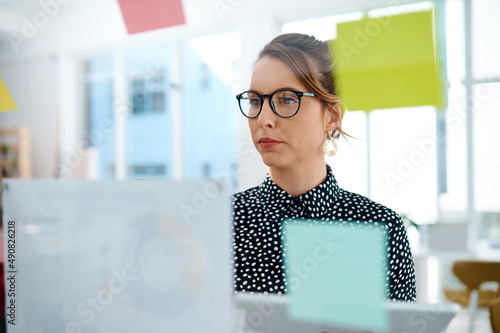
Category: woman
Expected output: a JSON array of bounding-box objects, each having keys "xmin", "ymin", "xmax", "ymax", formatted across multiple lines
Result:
[{"xmin": 232, "ymin": 33, "xmax": 416, "ymax": 301}]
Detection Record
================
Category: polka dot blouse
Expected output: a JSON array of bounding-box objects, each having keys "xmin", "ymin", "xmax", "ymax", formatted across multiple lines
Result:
[{"xmin": 232, "ymin": 164, "xmax": 416, "ymax": 302}]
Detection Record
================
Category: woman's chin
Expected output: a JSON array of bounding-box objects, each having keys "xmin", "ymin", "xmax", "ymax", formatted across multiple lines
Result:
[{"xmin": 260, "ymin": 153, "xmax": 287, "ymax": 168}]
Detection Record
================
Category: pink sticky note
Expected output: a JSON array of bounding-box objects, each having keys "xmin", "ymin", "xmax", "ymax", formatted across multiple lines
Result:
[{"xmin": 117, "ymin": 0, "xmax": 186, "ymax": 35}]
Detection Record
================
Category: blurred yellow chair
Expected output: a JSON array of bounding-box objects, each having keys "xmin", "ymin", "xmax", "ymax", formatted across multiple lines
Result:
[
  {"xmin": 491, "ymin": 298, "xmax": 500, "ymax": 333},
  {"xmin": 443, "ymin": 260, "xmax": 500, "ymax": 333}
]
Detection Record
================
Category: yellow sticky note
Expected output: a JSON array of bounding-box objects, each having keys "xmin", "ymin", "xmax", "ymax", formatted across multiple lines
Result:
[
  {"xmin": 333, "ymin": 9, "xmax": 445, "ymax": 111},
  {"xmin": 0, "ymin": 75, "xmax": 17, "ymax": 112}
]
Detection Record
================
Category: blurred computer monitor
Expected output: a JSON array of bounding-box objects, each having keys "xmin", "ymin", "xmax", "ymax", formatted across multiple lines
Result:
[
  {"xmin": 2, "ymin": 179, "xmax": 233, "ymax": 333},
  {"xmin": 234, "ymin": 293, "xmax": 460, "ymax": 333}
]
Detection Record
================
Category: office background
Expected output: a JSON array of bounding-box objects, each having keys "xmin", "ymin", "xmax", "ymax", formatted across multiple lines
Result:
[{"xmin": 0, "ymin": 0, "xmax": 499, "ymax": 306}]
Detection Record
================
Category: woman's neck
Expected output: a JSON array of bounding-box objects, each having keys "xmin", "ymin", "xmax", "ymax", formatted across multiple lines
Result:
[{"xmin": 268, "ymin": 160, "xmax": 328, "ymax": 197}]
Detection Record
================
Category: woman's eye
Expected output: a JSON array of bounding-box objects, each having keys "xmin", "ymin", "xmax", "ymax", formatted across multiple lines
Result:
[
  {"xmin": 249, "ymin": 98, "xmax": 261, "ymax": 106},
  {"xmin": 279, "ymin": 96, "xmax": 298, "ymax": 105}
]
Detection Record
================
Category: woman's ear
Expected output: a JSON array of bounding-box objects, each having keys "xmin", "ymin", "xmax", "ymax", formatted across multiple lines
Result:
[{"xmin": 325, "ymin": 103, "xmax": 342, "ymax": 132}]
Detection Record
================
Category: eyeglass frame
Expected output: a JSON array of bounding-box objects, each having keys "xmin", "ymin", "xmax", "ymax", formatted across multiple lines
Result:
[{"xmin": 235, "ymin": 89, "xmax": 317, "ymax": 119}]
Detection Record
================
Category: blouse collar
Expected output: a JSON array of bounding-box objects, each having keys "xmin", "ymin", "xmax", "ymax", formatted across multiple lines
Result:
[{"xmin": 258, "ymin": 164, "xmax": 340, "ymax": 219}]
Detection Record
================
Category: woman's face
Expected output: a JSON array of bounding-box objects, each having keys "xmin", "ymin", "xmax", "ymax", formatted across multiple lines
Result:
[{"xmin": 248, "ymin": 56, "xmax": 337, "ymax": 170}]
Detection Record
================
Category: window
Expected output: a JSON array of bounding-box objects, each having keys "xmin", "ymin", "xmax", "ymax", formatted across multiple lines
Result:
[
  {"xmin": 327, "ymin": 111, "xmax": 368, "ymax": 197},
  {"xmin": 369, "ymin": 107, "xmax": 437, "ymax": 223},
  {"xmin": 182, "ymin": 32, "xmax": 240, "ymax": 192},
  {"xmin": 473, "ymin": 83, "xmax": 500, "ymax": 238},
  {"xmin": 126, "ymin": 46, "xmax": 174, "ymax": 179},
  {"xmin": 472, "ymin": 0, "xmax": 500, "ymax": 80},
  {"xmin": 84, "ymin": 33, "xmax": 241, "ymax": 187},
  {"xmin": 85, "ymin": 56, "xmax": 115, "ymax": 179}
]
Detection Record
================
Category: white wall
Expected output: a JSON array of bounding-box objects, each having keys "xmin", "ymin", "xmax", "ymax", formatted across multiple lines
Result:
[{"xmin": 0, "ymin": 55, "xmax": 58, "ymax": 177}]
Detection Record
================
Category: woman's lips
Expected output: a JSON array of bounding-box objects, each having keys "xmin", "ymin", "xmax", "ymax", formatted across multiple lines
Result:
[{"xmin": 258, "ymin": 138, "xmax": 281, "ymax": 148}]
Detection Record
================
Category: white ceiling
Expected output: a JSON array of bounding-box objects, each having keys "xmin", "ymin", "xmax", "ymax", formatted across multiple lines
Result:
[
  {"xmin": 0, "ymin": 0, "xmax": 41, "ymax": 13},
  {"xmin": 0, "ymin": 0, "xmax": 107, "ymax": 54},
  {"xmin": 0, "ymin": 0, "xmax": 60, "ymax": 49},
  {"xmin": 0, "ymin": 0, "xmax": 426, "ymax": 60}
]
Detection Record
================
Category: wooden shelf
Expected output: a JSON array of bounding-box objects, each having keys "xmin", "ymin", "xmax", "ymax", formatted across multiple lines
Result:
[
  {"xmin": 0, "ymin": 126, "xmax": 31, "ymax": 179},
  {"xmin": 0, "ymin": 126, "xmax": 32, "ymax": 224}
]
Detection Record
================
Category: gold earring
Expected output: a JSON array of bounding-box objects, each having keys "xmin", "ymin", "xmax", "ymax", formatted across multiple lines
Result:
[{"xmin": 323, "ymin": 131, "xmax": 337, "ymax": 156}]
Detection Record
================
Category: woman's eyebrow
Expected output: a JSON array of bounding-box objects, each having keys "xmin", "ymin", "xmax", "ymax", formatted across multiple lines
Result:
[
  {"xmin": 277, "ymin": 87, "xmax": 301, "ymax": 91},
  {"xmin": 247, "ymin": 87, "xmax": 303, "ymax": 93}
]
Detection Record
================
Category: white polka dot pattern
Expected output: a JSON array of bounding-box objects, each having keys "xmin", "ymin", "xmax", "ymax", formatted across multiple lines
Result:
[{"xmin": 232, "ymin": 165, "xmax": 416, "ymax": 301}]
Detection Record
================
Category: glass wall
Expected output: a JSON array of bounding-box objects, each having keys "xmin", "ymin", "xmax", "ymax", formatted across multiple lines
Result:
[
  {"xmin": 282, "ymin": 0, "xmax": 500, "ymax": 303},
  {"xmin": 472, "ymin": 0, "xmax": 500, "ymax": 243},
  {"xmin": 126, "ymin": 46, "xmax": 174, "ymax": 178},
  {"xmin": 84, "ymin": 33, "xmax": 241, "ymax": 191},
  {"xmin": 81, "ymin": 0, "xmax": 500, "ymax": 302},
  {"xmin": 181, "ymin": 32, "xmax": 240, "ymax": 191},
  {"xmin": 283, "ymin": 2, "xmax": 439, "ymax": 224},
  {"xmin": 369, "ymin": 107, "xmax": 438, "ymax": 224},
  {"xmin": 474, "ymin": 82, "xmax": 500, "ymax": 240},
  {"xmin": 85, "ymin": 56, "xmax": 115, "ymax": 179}
]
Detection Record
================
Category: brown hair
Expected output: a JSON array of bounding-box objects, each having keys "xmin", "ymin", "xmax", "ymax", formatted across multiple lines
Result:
[{"xmin": 257, "ymin": 33, "xmax": 346, "ymax": 139}]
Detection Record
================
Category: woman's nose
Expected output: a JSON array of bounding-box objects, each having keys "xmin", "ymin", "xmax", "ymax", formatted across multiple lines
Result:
[{"xmin": 256, "ymin": 98, "xmax": 276, "ymax": 128}]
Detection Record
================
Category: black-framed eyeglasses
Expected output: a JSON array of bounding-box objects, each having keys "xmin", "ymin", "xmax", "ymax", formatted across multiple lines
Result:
[{"xmin": 235, "ymin": 89, "xmax": 316, "ymax": 119}]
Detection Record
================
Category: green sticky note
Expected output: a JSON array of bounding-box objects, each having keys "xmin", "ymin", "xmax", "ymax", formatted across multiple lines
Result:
[
  {"xmin": 332, "ymin": 9, "xmax": 445, "ymax": 111},
  {"xmin": 283, "ymin": 219, "xmax": 388, "ymax": 332},
  {"xmin": 0, "ymin": 75, "xmax": 17, "ymax": 112}
]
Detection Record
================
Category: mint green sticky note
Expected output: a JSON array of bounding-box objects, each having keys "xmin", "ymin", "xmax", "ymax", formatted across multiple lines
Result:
[
  {"xmin": 283, "ymin": 219, "xmax": 388, "ymax": 332},
  {"xmin": 332, "ymin": 9, "xmax": 445, "ymax": 111}
]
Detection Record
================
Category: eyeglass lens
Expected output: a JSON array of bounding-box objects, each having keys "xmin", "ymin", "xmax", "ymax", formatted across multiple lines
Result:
[{"xmin": 239, "ymin": 90, "xmax": 300, "ymax": 118}]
